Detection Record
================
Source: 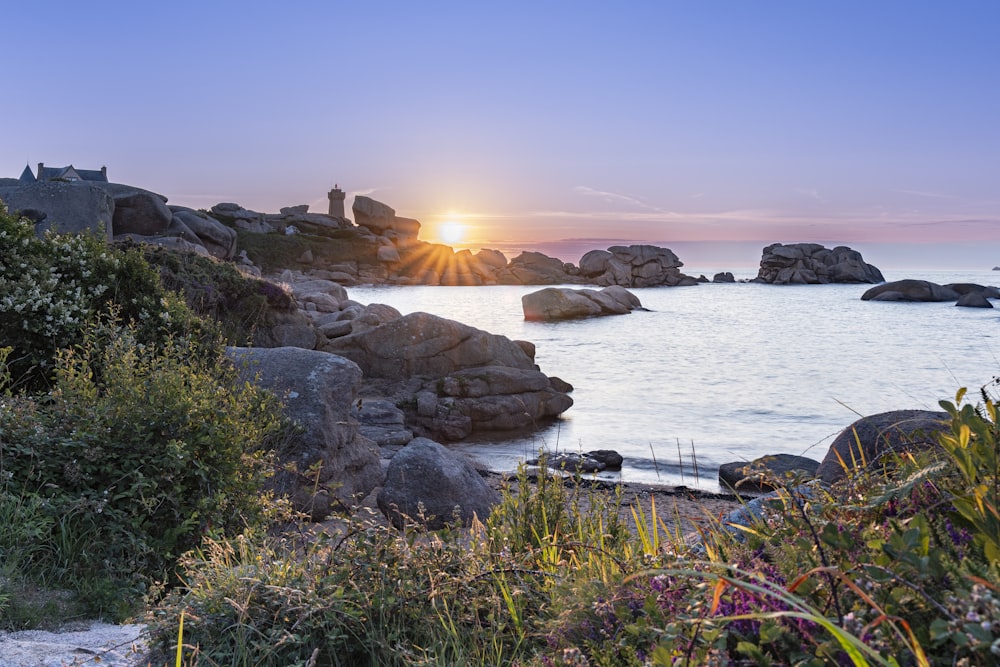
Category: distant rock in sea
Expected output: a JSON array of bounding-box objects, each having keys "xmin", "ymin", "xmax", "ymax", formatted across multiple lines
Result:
[{"xmin": 755, "ymin": 243, "xmax": 883, "ymax": 284}]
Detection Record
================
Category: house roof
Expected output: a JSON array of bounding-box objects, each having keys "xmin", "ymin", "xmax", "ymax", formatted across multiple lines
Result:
[
  {"xmin": 36, "ymin": 165, "xmax": 108, "ymax": 183},
  {"xmin": 19, "ymin": 164, "xmax": 35, "ymax": 183}
]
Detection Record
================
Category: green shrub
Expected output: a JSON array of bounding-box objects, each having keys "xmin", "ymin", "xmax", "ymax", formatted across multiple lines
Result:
[
  {"xmin": 0, "ymin": 318, "xmax": 286, "ymax": 620},
  {"xmin": 140, "ymin": 244, "xmax": 295, "ymax": 345},
  {"xmin": 0, "ymin": 206, "xmax": 208, "ymax": 391}
]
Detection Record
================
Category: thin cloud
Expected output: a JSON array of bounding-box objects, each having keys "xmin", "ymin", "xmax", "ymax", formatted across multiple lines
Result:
[
  {"xmin": 574, "ymin": 185, "xmax": 664, "ymax": 212},
  {"xmin": 894, "ymin": 189, "xmax": 956, "ymax": 200}
]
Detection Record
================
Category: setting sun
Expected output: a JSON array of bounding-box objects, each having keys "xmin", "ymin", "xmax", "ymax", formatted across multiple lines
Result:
[{"xmin": 437, "ymin": 220, "xmax": 466, "ymax": 245}]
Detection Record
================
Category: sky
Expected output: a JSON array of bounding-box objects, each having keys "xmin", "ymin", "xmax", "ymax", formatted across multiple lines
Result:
[{"xmin": 4, "ymin": 1, "xmax": 1000, "ymax": 269}]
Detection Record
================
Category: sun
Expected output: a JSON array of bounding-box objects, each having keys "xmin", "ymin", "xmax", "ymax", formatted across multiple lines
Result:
[{"xmin": 438, "ymin": 220, "xmax": 466, "ymax": 245}]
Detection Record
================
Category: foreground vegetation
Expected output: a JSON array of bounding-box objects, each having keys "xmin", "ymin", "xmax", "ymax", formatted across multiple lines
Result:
[{"xmin": 1, "ymin": 206, "xmax": 998, "ymax": 664}]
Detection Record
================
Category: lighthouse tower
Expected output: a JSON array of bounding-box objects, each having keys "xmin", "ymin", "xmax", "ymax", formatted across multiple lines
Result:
[{"xmin": 327, "ymin": 184, "xmax": 346, "ymax": 218}]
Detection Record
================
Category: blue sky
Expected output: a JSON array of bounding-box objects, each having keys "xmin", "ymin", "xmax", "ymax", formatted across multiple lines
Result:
[{"xmin": 4, "ymin": 1, "xmax": 999, "ymax": 267}]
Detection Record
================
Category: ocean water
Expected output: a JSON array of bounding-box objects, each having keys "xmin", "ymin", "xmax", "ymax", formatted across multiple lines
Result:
[{"xmin": 347, "ymin": 269, "xmax": 1000, "ymax": 491}]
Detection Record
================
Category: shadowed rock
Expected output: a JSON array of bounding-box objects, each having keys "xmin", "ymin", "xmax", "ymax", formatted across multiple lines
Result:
[
  {"xmin": 719, "ymin": 454, "xmax": 820, "ymax": 492},
  {"xmin": 226, "ymin": 346, "xmax": 383, "ymax": 519},
  {"xmin": 816, "ymin": 410, "xmax": 950, "ymax": 484},
  {"xmin": 377, "ymin": 438, "xmax": 500, "ymax": 529},
  {"xmin": 861, "ymin": 280, "xmax": 960, "ymax": 302}
]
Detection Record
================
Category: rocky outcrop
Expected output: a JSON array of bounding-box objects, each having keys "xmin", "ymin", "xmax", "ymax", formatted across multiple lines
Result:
[
  {"xmin": 495, "ymin": 251, "xmax": 580, "ymax": 285},
  {"xmin": 226, "ymin": 346, "xmax": 383, "ymax": 519},
  {"xmin": 0, "ymin": 181, "xmax": 114, "ymax": 238},
  {"xmin": 377, "ymin": 438, "xmax": 500, "ymax": 529},
  {"xmin": 713, "ymin": 272, "xmax": 736, "ymax": 283},
  {"xmin": 170, "ymin": 207, "xmax": 238, "ymax": 259},
  {"xmin": 522, "ymin": 286, "xmax": 643, "ymax": 321},
  {"xmin": 322, "ymin": 312, "xmax": 573, "ymax": 440},
  {"xmin": 353, "ymin": 195, "xmax": 420, "ymax": 242},
  {"xmin": 861, "ymin": 280, "xmax": 960, "ymax": 302},
  {"xmin": 756, "ymin": 243, "xmax": 884, "ymax": 284},
  {"xmin": 580, "ymin": 245, "xmax": 697, "ymax": 287},
  {"xmin": 112, "ymin": 190, "xmax": 173, "ymax": 236},
  {"xmin": 816, "ymin": 410, "xmax": 950, "ymax": 485},
  {"xmin": 324, "ymin": 311, "xmax": 538, "ymax": 378},
  {"xmin": 355, "ymin": 398, "xmax": 413, "ymax": 449},
  {"xmin": 719, "ymin": 454, "xmax": 820, "ymax": 492}
]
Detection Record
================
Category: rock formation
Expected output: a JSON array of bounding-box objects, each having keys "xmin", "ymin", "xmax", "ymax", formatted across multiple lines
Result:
[
  {"xmin": 225, "ymin": 346, "xmax": 384, "ymax": 520},
  {"xmin": 323, "ymin": 311, "xmax": 573, "ymax": 441},
  {"xmin": 522, "ymin": 285, "xmax": 643, "ymax": 321},
  {"xmin": 0, "ymin": 180, "xmax": 114, "ymax": 238},
  {"xmin": 815, "ymin": 409, "xmax": 950, "ymax": 485},
  {"xmin": 578, "ymin": 245, "xmax": 698, "ymax": 287},
  {"xmin": 377, "ymin": 438, "xmax": 500, "ymax": 529},
  {"xmin": 756, "ymin": 243, "xmax": 883, "ymax": 284}
]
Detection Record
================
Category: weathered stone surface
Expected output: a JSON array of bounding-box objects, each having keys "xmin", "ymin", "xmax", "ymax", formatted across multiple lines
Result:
[
  {"xmin": 354, "ymin": 398, "xmax": 413, "ymax": 448},
  {"xmin": 816, "ymin": 410, "xmax": 950, "ymax": 484},
  {"xmin": 475, "ymin": 248, "xmax": 508, "ymax": 270},
  {"xmin": 713, "ymin": 272, "xmax": 735, "ymax": 283},
  {"xmin": 861, "ymin": 280, "xmax": 960, "ymax": 302},
  {"xmin": 945, "ymin": 283, "xmax": 1000, "ymax": 298},
  {"xmin": 719, "ymin": 454, "xmax": 820, "ymax": 492},
  {"xmin": 956, "ymin": 292, "xmax": 994, "ymax": 308},
  {"xmin": 112, "ymin": 191, "xmax": 173, "ymax": 236},
  {"xmin": 411, "ymin": 366, "xmax": 574, "ymax": 439},
  {"xmin": 352, "ymin": 196, "xmax": 421, "ymax": 240},
  {"xmin": 495, "ymin": 251, "xmax": 579, "ymax": 285},
  {"xmin": 170, "ymin": 207, "xmax": 237, "ymax": 259},
  {"xmin": 251, "ymin": 310, "xmax": 318, "ymax": 349},
  {"xmin": 579, "ymin": 249, "xmax": 613, "ymax": 277},
  {"xmin": 757, "ymin": 243, "xmax": 883, "ymax": 284},
  {"xmin": 584, "ymin": 245, "xmax": 694, "ymax": 287},
  {"xmin": 0, "ymin": 181, "xmax": 114, "ymax": 239},
  {"xmin": 377, "ymin": 438, "xmax": 500, "ymax": 529},
  {"xmin": 529, "ymin": 449, "xmax": 624, "ymax": 473},
  {"xmin": 324, "ymin": 312, "xmax": 537, "ymax": 379},
  {"xmin": 226, "ymin": 347, "xmax": 383, "ymax": 519},
  {"xmin": 522, "ymin": 286, "xmax": 642, "ymax": 321}
]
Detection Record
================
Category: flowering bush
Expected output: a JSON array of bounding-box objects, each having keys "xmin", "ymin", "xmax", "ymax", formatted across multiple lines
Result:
[{"xmin": 0, "ymin": 205, "xmax": 204, "ymax": 391}]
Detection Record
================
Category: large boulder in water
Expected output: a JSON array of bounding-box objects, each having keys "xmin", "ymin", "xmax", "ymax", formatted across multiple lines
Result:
[
  {"xmin": 522, "ymin": 286, "xmax": 642, "ymax": 321},
  {"xmin": 816, "ymin": 410, "xmax": 950, "ymax": 485},
  {"xmin": 226, "ymin": 346, "xmax": 383, "ymax": 519},
  {"xmin": 757, "ymin": 243, "xmax": 883, "ymax": 284},
  {"xmin": 582, "ymin": 245, "xmax": 695, "ymax": 287},
  {"xmin": 861, "ymin": 280, "xmax": 960, "ymax": 302},
  {"xmin": 377, "ymin": 438, "xmax": 500, "ymax": 529}
]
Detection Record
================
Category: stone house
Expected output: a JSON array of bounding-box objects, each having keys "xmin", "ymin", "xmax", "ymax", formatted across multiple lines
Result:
[{"xmin": 19, "ymin": 163, "xmax": 108, "ymax": 183}]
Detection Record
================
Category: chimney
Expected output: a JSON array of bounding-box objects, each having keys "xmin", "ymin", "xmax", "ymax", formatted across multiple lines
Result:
[
  {"xmin": 101, "ymin": 166, "xmax": 107, "ymax": 179},
  {"xmin": 37, "ymin": 162, "xmax": 44, "ymax": 178}
]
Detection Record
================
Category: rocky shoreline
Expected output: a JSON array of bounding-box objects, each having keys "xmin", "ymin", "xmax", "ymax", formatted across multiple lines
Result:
[{"xmin": 1, "ymin": 173, "xmax": 994, "ymax": 528}]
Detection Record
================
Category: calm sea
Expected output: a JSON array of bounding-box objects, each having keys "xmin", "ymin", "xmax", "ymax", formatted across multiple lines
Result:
[{"xmin": 347, "ymin": 269, "xmax": 1000, "ymax": 491}]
